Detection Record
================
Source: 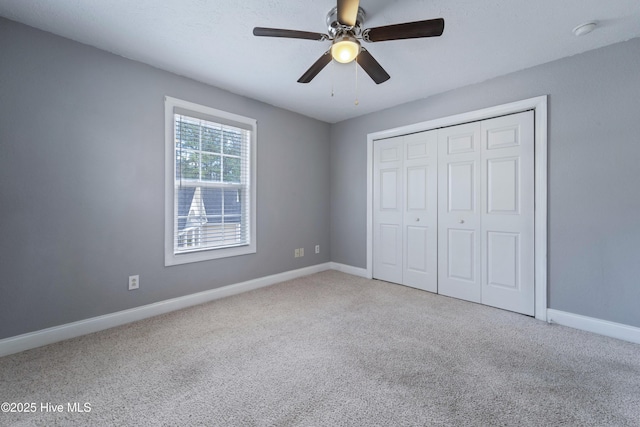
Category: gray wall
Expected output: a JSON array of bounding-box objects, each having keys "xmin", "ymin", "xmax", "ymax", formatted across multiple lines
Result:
[
  {"xmin": 0, "ymin": 18, "xmax": 331, "ymax": 339},
  {"xmin": 331, "ymin": 37, "xmax": 640, "ymax": 328}
]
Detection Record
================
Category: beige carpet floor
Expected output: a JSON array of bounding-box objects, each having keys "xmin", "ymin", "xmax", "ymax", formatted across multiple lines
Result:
[{"xmin": 1, "ymin": 270, "xmax": 639, "ymax": 426}]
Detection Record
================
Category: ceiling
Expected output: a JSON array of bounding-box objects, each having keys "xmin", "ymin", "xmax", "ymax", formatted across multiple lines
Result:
[{"xmin": 1, "ymin": 1, "xmax": 639, "ymax": 123}]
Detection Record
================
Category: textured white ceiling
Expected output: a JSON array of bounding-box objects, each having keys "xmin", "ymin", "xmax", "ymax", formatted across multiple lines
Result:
[{"xmin": 1, "ymin": 0, "xmax": 639, "ymax": 123}]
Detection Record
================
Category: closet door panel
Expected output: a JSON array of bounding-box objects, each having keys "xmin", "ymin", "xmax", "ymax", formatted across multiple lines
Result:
[
  {"xmin": 403, "ymin": 131, "xmax": 438, "ymax": 292},
  {"xmin": 373, "ymin": 137, "xmax": 404, "ymax": 284},
  {"xmin": 437, "ymin": 123, "xmax": 482, "ymax": 303},
  {"xmin": 481, "ymin": 111, "xmax": 535, "ymax": 315}
]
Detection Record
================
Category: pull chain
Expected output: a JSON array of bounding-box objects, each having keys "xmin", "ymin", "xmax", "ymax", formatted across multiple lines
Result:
[
  {"xmin": 331, "ymin": 59, "xmax": 335, "ymax": 97},
  {"xmin": 354, "ymin": 59, "xmax": 359, "ymax": 106}
]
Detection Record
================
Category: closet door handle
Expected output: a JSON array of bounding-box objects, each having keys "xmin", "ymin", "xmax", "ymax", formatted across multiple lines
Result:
[
  {"xmin": 458, "ymin": 219, "xmax": 465, "ymax": 224},
  {"xmin": 416, "ymin": 218, "xmax": 420, "ymax": 222}
]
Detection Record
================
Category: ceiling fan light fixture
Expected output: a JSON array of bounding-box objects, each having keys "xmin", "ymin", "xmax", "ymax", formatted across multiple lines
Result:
[{"xmin": 331, "ymin": 34, "xmax": 361, "ymax": 63}]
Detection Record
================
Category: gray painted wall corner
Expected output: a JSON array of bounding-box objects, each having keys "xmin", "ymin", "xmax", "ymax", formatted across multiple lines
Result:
[
  {"xmin": 330, "ymin": 37, "xmax": 640, "ymax": 328},
  {"xmin": 0, "ymin": 18, "xmax": 331, "ymax": 339}
]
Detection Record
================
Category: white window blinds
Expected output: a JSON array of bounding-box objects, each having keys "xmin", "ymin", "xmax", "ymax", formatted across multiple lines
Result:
[{"xmin": 165, "ymin": 97, "xmax": 256, "ymax": 266}]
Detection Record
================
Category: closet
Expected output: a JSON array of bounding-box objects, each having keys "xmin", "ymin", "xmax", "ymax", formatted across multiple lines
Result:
[{"xmin": 373, "ymin": 110, "xmax": 534, "ymax": 315}]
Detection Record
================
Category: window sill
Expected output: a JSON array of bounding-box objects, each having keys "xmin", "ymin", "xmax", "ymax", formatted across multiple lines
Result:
[{"xmin": 164, "ymin": 243, "xmax": 256, "ymax": 266}]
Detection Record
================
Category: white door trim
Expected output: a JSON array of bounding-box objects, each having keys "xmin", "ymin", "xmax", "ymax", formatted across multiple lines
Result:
[{"xmin": 366, "ymin": 96, "xmax": 548, "ymax": 321}]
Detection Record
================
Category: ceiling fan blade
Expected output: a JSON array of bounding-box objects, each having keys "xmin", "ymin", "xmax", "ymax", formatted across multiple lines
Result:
[
  {"xmin": 356, "ymin": 48, "xmax": 390, "ymax": 84},
  {"xmin": 253, "ymin": 27, "xmax": 326, "ymax": 41},
  {"xmin": 298, "ymin": 50, "xmax": 332, "ymax": 83},
  {"xmin": 337, "ymin": 0, "xmax": 360, "ymax": 27},
  {"xmin": 364, "ymin": 18, "xmax": 445, "ymax": 42}
]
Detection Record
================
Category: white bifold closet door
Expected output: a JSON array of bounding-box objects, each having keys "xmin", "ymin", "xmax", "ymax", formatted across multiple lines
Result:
[
  {"xmin": 373, "ymin": 131, "xmax": 438, "ymax": 292},
  {"xmin": 481, "ymin": 112, "xmax": 535, "ymax": 315},
  {"xmin": 438, "ymin": 111, "xmax": 535, "ymax": 315},
  {"xmin": 436, "ymin": 122, "xmax": 483, "ymax": 302}
]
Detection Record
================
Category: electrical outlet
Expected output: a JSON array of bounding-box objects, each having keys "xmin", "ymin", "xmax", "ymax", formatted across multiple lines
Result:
[
  {"xmin": 128, "ymin": 275, "xmax": 139, "ymax": 290},
  {"xmin": 315, "ymin": 245, "xmax": 320, "ymax": 254},
  {"xmin": 300, "ymin": 248, "xmax": 304, "ymax": 257},
  {"xmin": 294, "ymin": 248, "xmax": 300, "ymax": 258}
]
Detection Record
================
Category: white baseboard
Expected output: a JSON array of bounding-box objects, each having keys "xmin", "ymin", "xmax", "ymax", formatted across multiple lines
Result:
[
  {"xmin": 6, "ymin": 268, "xmax": 638, "ymax": 358},
  {"xmin": 0, "ymin": 263, "xmax": 332, "ymax": 358},
  {"xmin": 329, "ymin": 262, "xmax": 370, "ymax": 279},
  {"xmin": 547, "ymin": 309, "xmax": 640, "ymax": 345}
]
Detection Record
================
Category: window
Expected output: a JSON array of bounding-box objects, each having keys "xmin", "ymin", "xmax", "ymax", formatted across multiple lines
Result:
[{"xmin": 165, "ymin": 97, "xmax": 256, "ymax": 266}]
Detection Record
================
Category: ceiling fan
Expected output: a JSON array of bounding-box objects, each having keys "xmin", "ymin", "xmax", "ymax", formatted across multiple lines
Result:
[{"xmin": 253, "ymin": 0, "xmax": 445, "ymax": 84}]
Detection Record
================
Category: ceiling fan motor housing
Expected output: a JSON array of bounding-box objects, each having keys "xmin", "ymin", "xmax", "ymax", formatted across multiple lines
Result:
[{"xmin": 326, "ymin": 6, "xmax": 366, "ymax": 38}]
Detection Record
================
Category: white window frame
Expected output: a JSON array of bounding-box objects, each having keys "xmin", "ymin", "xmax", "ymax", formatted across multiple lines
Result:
[{"xmin": 164, "ymin": 96, "xmax": 257, "ymax": 266}]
